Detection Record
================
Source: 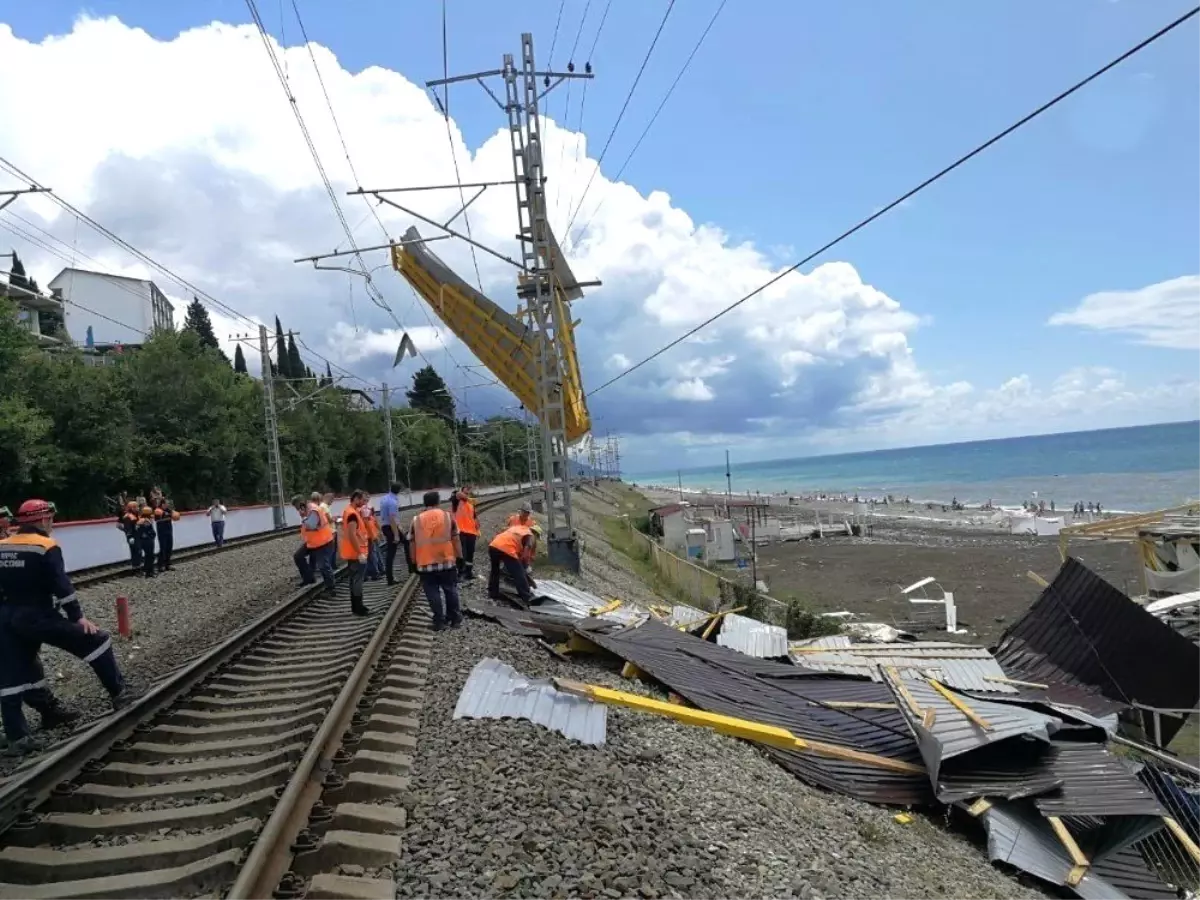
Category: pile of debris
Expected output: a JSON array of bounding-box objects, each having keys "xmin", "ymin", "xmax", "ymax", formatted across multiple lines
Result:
[{"xmin": 462, "ymin": 558, "xmax": 1200, "ymax": 900}]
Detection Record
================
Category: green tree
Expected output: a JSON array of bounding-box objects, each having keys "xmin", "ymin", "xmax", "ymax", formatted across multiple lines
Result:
[
  {"xmin": 274, "ymin": 317, "xmax": 289, "ymax": 377},
  {"xmin": 8, "ymin": 252, "xmax": 29, "ymax": 293},
  {"xmin": 286, "ymin": 332, "xmax": 304, "ymax": 381},
  {"xmin": 182, "ymin": 297, "xmax": 226, "ymax": 360},
  {"xmin": 233, "ymin": 343, "xmax": 248, "ymax": 374},
  {"xmin": 406, "ymin": 365, "xmax": 455, "ymax": 421}
]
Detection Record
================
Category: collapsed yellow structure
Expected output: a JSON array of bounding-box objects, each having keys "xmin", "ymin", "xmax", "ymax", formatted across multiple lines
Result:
[{"xmin": 390, "ymin": 225, "xmax": 591, "ymax": 442}]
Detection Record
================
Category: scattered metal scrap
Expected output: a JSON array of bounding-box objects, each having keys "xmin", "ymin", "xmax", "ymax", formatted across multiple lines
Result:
[
  {"xmin": 531, "ymin": 579, "xmax": 647, "ymax": 625},
  {"xmin": 453, "ymin": 658, "xmax": 607, "ymax": 746},
  {"xmin": 715, "ymin": 612, "xmax": 789, "ymax": 659},
  {"xmin": 994, "ymin": 557, "xmax": 1200, "ymax": 745},
  {"xmin": 790, "ymin": 636, "xmax": 1019, "ymax": 694}
]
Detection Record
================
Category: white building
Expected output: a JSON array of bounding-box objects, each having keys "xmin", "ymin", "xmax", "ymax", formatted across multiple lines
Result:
[{"xmin": 48, "ymin": 268, "xmax": 174, "ymax": 347}]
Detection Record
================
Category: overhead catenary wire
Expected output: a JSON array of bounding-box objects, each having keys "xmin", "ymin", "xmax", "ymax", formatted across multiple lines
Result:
[
  {"xmin": 569, "ymin": 0, "xmax": 727, "ymax": 250},
  {"xmin": 586, "ymin": 5, "xmax": 1200, "ymax": 399},
  {"xmin": 563, "ymin": 0, "xmax": 677, "ymax": 238},
  {"xmin": 552, "ymin": 0, "xmax": 592, "ymax": 225},
  {"xmin": 561, "ymin": 0, "xmax": 611, "ymax": 233}
]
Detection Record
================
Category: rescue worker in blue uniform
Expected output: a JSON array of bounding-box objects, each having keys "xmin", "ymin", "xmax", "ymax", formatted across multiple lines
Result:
[
  {"xmin": 0, "ymin": 499, "xmax": 128, "ymax": 755},
  {"xmin": 119, "ymin": 501, "xmax": 141, "ymax": 571},
  {"xmin": 136, "ymin": 506, "xmax": 157, "ymax": 578},
  {"xmin": 154, "ymin": 501, "xmax": 177, "ymax": 573}
]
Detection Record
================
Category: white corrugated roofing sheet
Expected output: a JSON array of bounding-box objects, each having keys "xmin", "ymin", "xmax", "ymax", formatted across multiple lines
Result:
[
  {"xmin": 788, "ymin": 638, "xmax": 1017, "ymax": 693},
  {"xmin": 667, "ymin": 604, "xmax": 709, "ymax": 628},
  {"xmin": 532, "ymin": 579, "xmax": 646, "ymax": 625},
  {"xmin": 453, "ymin": 658, "xmax": 606, "ymax": 746},
  {"xmin": 716, "ymin": 613, "xmax": 789, "ymax": 658}
]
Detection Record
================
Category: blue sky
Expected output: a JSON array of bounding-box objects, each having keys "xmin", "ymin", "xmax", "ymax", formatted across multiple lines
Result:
[{"xmin": 2, "ymin": 1, "xmax": 1198, "ymax": 469}]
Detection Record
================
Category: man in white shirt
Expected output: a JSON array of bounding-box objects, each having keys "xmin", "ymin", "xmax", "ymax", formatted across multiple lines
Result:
[{"xmin": 207, "ymin": 500, "xmax": 228, "ymax": 546}]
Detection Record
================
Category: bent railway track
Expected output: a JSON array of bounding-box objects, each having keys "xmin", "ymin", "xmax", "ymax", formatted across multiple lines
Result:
[
  {"xmin": 0, "ymin": 492, "xmax": 517, "ymax": 900},
  {"xmin": 71, "ymin": 529, "xmax": 293, "ymax": 589}
]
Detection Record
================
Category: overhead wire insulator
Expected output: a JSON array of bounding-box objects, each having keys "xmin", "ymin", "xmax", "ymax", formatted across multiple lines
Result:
[{"xmin": 567, "ymin": 61, "xmax": 575, "ymax": 72}]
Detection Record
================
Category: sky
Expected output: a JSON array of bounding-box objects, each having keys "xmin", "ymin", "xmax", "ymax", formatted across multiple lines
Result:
[{"xmin": 0, "ymin": 0, "xmax": 1197, "ymax": 474}]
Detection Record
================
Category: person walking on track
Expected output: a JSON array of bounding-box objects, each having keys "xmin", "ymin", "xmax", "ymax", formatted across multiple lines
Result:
[
  {"xmin": 452, "ymin": 486, "xmax": 480, "ymax": 580},
  {"xmin": 207, "ymin": 499, "xmax": 227, "ymax": 546},
  {"xmin": 409, "ymin": 491, "xmax": 462, "ymax": 631},
  {"xmin": 0, "ymin": 499, "xmax": 129, "ymax": 755},
  {"xmin": 339, "ymin": 490, "xmax": 370, "ymax": 617}
]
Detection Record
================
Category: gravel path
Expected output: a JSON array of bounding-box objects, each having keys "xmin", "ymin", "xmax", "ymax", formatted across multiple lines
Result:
[
  {"xmin": 395, "ymin": 491, "xmax": 1042, "ymax": 899},
  {"xmin": 0, "ymin": 532, "xmax": 302, "ymax": 770}
]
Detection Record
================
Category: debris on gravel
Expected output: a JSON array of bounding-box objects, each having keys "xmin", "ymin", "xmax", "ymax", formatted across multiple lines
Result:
[{"xmin": 394, "ymin": 618, "xmax": 1041, "ymax": 899}]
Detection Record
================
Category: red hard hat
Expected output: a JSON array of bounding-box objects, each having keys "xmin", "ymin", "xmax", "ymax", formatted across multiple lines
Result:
[{"xmin": 17, "ymin": 499, "xmax": 56, "ymax": 524}]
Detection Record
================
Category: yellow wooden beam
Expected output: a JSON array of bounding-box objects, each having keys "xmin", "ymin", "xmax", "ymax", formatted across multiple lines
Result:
[
  {"xmin": 821, "ymin": 701, "xmax": 897, "ymax": 711},
  {"xmin": 1164, "ymin": 816, "xmax": 1200, "ymax": 864},
  {"xmin": 591, "ymin": 598, "xmax": 623, "ymax": 617},
  {"xmin": 966, "ymin": 798, "xmax": 992, "ymax": 817},
  {"xmin": 929, "ymin": 679, "xmax": 991, "ymax": 730},
  {"xmin": 554, "ymin": 678, "xmax": 925, "ymax": 775},
  {"xmin": 565, "ymin": 633, "xmax": 603, "ymax": 654},
  {"xmin": 620, "ymin": 661, "xmax": 648, "ymax": 682},
  {"xmin": 983, "ymin": 675, "xmax": 1048, "ymax": 690},
  {"xmin": 1025, "ymin": 570, "xmax": 1050, "ymax": 588},
  {"xmin": 1047, "ymin": 816, "xmax": 1089, "ymax": 885}
]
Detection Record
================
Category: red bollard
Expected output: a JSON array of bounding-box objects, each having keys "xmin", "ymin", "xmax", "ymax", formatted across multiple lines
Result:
[{"xmin": 116, "ymin": 596, "xmax": 132, "ymax": 639}]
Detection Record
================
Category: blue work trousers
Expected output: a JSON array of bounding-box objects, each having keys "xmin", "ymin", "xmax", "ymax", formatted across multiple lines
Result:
[{"xmin": 0, "ymin": 606, "xmax": 123, "ymax": 741}]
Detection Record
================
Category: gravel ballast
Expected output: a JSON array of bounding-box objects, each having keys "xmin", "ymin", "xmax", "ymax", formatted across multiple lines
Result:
[{"xmin": 393, "ymin": 492, "xmax": 1043, "ymax": 899}]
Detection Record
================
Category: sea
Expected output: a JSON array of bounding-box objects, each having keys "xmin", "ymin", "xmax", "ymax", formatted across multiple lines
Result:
[{"xmin": 632, "ymin": 421, "xmax": 1200, "ymax": 513}]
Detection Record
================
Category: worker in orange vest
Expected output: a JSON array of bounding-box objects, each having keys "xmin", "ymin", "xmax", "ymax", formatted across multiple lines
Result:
[
  {"xmin": 294, "ymin": 493, "xmax": 336, "ymax": 593},
  {"xmin": 408, "ymin": 491, "xmax": 463, "ymax": 631},
  {"xmin": 362, "ymin": 504, "xmax": 383, "ymax": 581},
  {"xmin": 451, "ymin": 486, "xmax": 480, "ymax": 580},
  {"xmin": 505, "ymin": 501, "xmax": 533, "ymax": 529},
  {"xmin": 339, "ymin": 490, "xmax": 371, "ymax": 616},
  {"xmin": 487, "ymin": 523, "xmax": 535, "ymax": 604}
]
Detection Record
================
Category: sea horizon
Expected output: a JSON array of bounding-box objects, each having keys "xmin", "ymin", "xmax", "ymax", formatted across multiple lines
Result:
[{"xmin": 630, "ymin": 420, "xmax": 1200, "ymax": 513}]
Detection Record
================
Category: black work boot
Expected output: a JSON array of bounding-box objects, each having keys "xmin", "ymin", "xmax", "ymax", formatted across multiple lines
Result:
[
  {"xmin": 110, "ymin": 687, "xmax": 135, "ymax": 712},
  {"xmin": 38, "ymin": 705, "xmax": 81, "ymax": 730},
  {"xmin": 3, "ymin": 734, "xmax": 45, "ymax": 757}
]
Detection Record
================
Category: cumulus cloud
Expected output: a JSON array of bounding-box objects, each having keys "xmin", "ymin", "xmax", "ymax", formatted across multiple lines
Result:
[
  {"xmin": 1048, "ymin": 276, "xmax": 1200, "ymax": 350},
  {"xmin": 0, "ymin": 16, "xmax": 1191, "ymax": 469}
]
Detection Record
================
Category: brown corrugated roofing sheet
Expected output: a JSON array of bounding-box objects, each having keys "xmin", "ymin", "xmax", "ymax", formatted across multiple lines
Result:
[
  {"xmin": 994, "ymin": 557, "xmax": 1200, "ymax": 741},
  {"xmin": 574, "ymin": 618, "xmax": 933, "ymax": 806}
]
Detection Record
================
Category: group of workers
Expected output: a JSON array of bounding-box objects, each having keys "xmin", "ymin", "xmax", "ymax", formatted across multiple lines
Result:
[
  {"xmin": 0, "ymin": 501, "xmax": 130, "ymax": 755},
  {"xmin": 116, "ymin": 487, "xmax": 181, "ymax": 577},
  {"xmin": 291, "ymin": 485, "xmax": 545, "ymax": 630}
]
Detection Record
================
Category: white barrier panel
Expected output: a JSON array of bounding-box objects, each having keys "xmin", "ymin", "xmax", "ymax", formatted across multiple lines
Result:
[{"xmin": 54, "ymin": 483, "xmax": 524, "ymax": 572}]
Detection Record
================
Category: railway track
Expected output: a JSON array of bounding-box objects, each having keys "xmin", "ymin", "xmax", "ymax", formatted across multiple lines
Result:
[
  {"xmin": 0, "ymin": 493, "xmax": 516, "ymax": 900},
  {"xmin": 71, "ymin": 529, "xmax": 292, "ymax": 589}
]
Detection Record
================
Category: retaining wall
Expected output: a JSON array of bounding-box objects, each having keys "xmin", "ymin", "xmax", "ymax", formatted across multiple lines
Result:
[{"xmin": 55, "ymin": 483, "xmax": 526, "ymax": 572}]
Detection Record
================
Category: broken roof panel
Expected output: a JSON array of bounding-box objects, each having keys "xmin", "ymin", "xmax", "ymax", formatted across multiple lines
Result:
[
  {"xmin": 1033, "ymin": 742, "xmax": 1166, "ymax": 820},
  {"xmin": 994, "ymin": 557, "xmax": 1200, "ymax": 742},
  {"xmin": 666, "ymin": 604, "xmax": 709, "ymax": 629},
  {"xmin": 789, "ymin": 637, "xmax": 1018, "ymax": 694},
  {"xmin": 531, "ymin": 579, "xmax": 646, "ymax": 625},
  {"xmin": 574, "ymin": 618, "xmax": 932, "ymax": 805},
  {"xmin": 716, "ymin": 613, "xmax": 789, "ymax": 659},
  {"xmin": 883, "ymin": 671, "xmax": 1061, "ymax": 799},
  {"xmin": 453, "ymin": 658, "xmax": 606, "ymax": 746}
]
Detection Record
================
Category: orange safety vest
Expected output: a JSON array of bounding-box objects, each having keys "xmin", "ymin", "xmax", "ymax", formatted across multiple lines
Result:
[
  {"xmin": 505, "ymin": 513, "xmax": 532, "ymax": 529},
  {"xmin": 490, "ymin": 524, "xmax": 531, "ymax": 560},
  {"xmin": 411, "ymin": 508, "xmax": 456, "ymax": 570},
  {"xmin": 454, "ymin": 497, "xmax": 479, "ymax": 536},
  {"xmin": 303, "ymin": 503, "xmax": 334, "ymax": 549},
  {"xmin": 363, "ymin": 509, "xmax": 380, "ymax": 542},
  {"xmin": 339, "ymin": 507, "xmax": 368, "ymax": 561}
]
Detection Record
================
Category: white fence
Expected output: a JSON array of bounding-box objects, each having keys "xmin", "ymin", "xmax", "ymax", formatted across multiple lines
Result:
[{"xmin": 55, "ymin": 483, "xmax": 525, "ymax": 572}]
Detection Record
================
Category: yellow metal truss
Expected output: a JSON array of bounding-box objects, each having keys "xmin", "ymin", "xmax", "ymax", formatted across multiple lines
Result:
[{"xmin": 391, "ymin": 227, "xmax": 591, "ymax": 442}]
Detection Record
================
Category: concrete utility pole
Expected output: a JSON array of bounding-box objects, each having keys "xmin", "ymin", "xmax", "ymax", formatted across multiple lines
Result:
[
  {"xmin": 382, "ymin": 382, "xmax": 397, "ymax": 486},
  {"xmin": 257, "ymin": 324, "xmax": 287, "ymax": 528},
  {"xmin": 427, "ymin": 34, "xmax": 593, "ymax": 571},
  {"xmin": 725, "ymin": 449, "xmax": 733, "ymax": 511}
]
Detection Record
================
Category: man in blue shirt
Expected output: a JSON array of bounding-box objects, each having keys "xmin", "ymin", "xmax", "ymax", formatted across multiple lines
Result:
[{"xmin": 378, "ymin": 482, "xmax": 412, "ymax": 585}]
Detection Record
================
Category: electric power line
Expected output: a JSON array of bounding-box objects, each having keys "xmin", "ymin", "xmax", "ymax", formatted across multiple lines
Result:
[
  {"xmin": 569, "ymin": 0, "xmax": 727, "ymax": 250},
  {"xmin": 552, "ymin": 0, "xmax": 592, "ymax": 225},
  {"xmin": 587, "ymin": 4, "xmax": 1200, "ymax": 399},
  {"xmin": 561, "ymin": 0, "xmax": 611, "ymax": 233},
  {"xmin": 563, "ymin": 0, "xmax": 676, "ymax": 237},
  {"xmin": 546, "ymin": 0, "xmax": 566, "ymax": 66}
]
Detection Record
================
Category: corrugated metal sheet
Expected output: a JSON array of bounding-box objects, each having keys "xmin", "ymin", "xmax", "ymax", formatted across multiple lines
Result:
[
  {"xmin": 974, "ymin": 800, "xmax": 1170, "ymax": 900},
  {"xmin": 532, "ymin": 580, "xmax": 647, "ymax": 625},
  {"xmin": 1034, "ymin": 742, "xmax": 1166, "ymax": 818},
  {"xmin": 883, "ymin": 671, "xmax": 1061, "ymax": 800},
  {"xmin": 994, "ymin": 557, "xmax": 1200, "ymax": 742},
  {"xmin": 789, "ymin": 639, "xmax": 1018, "ymax": 694},
  {"xmin": 453, "ymin": 658, "xmax": 607, "ymax": 746},
  {"xmin": 716, "ymin": 613, "xmax": 789, "ymax": 658},
  {"xmin": 574, "ymin": 618, "xmax": 932, "ymax": 806},
  {"xmin": 667, "ymin": 604, "xmax": 708, "ymax": 629}
]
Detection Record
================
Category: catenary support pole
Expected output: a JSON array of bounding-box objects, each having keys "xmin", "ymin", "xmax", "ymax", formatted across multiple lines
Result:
[
  {"xmin": 382, "ymin": 382, "xmax": 397, "ymax": 486},
  {"xmin": 258, "ymin": 324, "xmax": 287, "ymax": 528}
]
